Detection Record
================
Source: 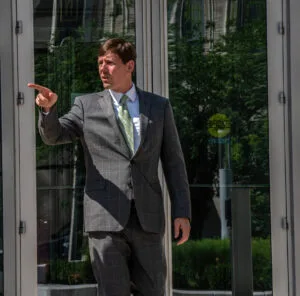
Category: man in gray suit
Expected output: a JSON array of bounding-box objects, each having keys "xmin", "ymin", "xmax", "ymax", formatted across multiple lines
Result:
[{"xmin": 28, "ymin": 38, "xmax": 191, "ymax": 296}]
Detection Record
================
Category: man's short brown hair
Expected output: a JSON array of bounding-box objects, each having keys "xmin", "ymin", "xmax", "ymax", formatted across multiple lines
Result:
[{"xmin": 98, "ymin": 38, "xmax": 136, "ymax": 64}]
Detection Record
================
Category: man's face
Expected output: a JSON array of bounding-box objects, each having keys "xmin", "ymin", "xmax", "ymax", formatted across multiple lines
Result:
[{"xmin": 98, "ymin": 51, "xmax": 134, "ymax": 92}]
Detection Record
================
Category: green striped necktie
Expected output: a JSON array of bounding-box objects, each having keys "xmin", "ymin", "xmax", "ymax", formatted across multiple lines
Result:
[{"xmin": 118, "ymin": 94, "xmax": 134, "ymax": 155}]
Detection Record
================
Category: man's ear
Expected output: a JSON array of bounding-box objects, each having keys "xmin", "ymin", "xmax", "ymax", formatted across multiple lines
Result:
[{"xmin": 126, "ymin": 60, "xmax": 135, "ymax": 72}]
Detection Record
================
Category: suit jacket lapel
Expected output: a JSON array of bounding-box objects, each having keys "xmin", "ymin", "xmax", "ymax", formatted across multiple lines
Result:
[
  {"xmin": 134, "ymin": 88, "xmax": 150, "ymax": 157},
  {"xmin": 97, "ymin": 91, "xmax": 131, "ymax": 158}
]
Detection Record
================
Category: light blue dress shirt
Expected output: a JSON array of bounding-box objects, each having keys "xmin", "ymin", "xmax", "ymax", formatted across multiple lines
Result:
[{"xmin": 109, "ymin": 84, "xmax": 141, "ymax": 152}]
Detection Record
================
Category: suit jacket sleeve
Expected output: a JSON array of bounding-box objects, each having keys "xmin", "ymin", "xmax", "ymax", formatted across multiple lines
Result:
[
  {"xmin": 160, "ymin": 99, "xmax": 191, "ymax": 220},
  {"xmin": 38, "ymin": 97, "xmax": 83, "ymax": 145}
]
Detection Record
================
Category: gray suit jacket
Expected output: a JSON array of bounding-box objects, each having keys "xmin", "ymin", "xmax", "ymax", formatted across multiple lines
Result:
[{"xmin": 39, "ymin": 88, "xmax": 191, "ymax": 234}]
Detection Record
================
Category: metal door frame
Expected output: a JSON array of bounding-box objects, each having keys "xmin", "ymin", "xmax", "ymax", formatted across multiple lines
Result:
[
  {"xmin": 285, "ymin": 0, "xmax": 300, "ymax": 295},
  {"xmin": 0, "ymin": 0, "xmax": 21, "ymax": 295}
]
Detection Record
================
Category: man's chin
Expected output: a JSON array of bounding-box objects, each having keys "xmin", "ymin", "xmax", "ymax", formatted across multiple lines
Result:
[{"xmin": 102, "ymin": 82, "xmax": 112, "ymax": 89}]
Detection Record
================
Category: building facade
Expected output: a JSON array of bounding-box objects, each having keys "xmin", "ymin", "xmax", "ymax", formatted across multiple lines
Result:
[{"xmin": 1, "ymin": 0, "xmax": 300, "ymax": 295}]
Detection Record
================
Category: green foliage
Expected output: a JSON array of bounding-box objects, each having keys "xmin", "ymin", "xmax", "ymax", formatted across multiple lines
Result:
[
  {"xmin": 46, "ymin": 238, "xmax": 271, "ymax": 290},
  {"xmin": 172, "ymin": 239, "xmax": 231, "ymax": 289},
  {"xmin": 47, "ymin": 236, "xmax": 93, "ymax": 285},
  {"xmin": 172, "ymin": 238, "xmax": 272, "ymax": 290},
  {"xmin": 48, "ymin": 257, "xmax": 95, "ymax": 285},
  {"xmin": 251, "ymin": 189, "xmax": 270, "ymax": 238},
  {"xmin": 252, "ymin": 238, "xmax": 272, "ymax": 290}
]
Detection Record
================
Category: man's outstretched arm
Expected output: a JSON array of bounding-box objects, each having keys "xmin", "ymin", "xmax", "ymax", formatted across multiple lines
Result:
[{"xmin": 28, "ymin": 83, "xmax": 83, "ymax": 145}]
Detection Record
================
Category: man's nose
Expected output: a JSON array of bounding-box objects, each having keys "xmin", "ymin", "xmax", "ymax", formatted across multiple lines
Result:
[
  {"xmin": 100, "ymin": 62, "xmax": 107, "ymax": 71},
  {"xmin": 100, "ymin": 65, "xmax": 107, "ymax": 73}
]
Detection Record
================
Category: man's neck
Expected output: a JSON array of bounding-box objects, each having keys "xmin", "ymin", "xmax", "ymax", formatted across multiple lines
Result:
[{"xmin": 112, "ymin": 83, "xmax": 133, "ymax": 94}]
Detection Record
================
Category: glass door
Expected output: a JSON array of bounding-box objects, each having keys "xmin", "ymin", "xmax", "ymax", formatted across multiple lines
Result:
[
  {"xmin": 32, "ymin": 0, "xmax": 136, "ymax": 293},
  {"xmin": 167, "ymin": 0, "xmax": 272, "ymax": 294}
]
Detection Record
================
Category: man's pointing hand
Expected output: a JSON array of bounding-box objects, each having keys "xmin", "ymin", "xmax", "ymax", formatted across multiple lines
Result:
[{"xmin": 28, "ymin": 83, "xmax": 58, "ymax": 112}]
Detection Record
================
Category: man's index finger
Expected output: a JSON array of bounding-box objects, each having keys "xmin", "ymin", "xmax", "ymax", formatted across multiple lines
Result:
[{"xmin": 27, "ymin": 83, "xmax": 51, "ymax": 94}]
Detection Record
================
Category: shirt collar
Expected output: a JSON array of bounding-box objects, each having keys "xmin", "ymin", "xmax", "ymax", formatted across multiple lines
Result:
[{"xmin": 109, "ymin": 84, "xmax": 137, "ymax": 104}]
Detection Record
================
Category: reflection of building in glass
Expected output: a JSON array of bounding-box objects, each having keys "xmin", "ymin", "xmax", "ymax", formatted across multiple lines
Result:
[
  {"xmin": 168, "ymin": 0, "xmax": 235, "ymax": 48},
  {"xmin": 168, "ymin": 0, "xmax": 265, "ymax": 49},
  {"xmin": 34, "ymin": 0, "xmax": 135, "ymax": 49}
]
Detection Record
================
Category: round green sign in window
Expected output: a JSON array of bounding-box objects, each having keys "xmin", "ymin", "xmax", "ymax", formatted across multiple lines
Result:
[{"xmin": 208, "ymin": 113, "xmax": 231, "ymax": 138}]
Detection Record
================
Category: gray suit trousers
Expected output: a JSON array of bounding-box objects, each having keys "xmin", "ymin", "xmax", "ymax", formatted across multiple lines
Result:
[{"xmin": 88, "ymin": 202, "xmax": 167, "ymax": 296}]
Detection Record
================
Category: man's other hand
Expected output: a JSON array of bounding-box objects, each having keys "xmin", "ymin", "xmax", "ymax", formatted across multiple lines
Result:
[
  {"xmin": 174, "ymin": 217, "xmax": 191, "ymax": 246},
  {"xmin": 28, "ymin": 83, "xmax": 58, "ymax": 112}
]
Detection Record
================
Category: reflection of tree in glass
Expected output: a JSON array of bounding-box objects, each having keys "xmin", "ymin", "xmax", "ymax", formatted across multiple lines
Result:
[{"xmin": 169, "ymin": 9, "xmax": 268, "ymax": 238}]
